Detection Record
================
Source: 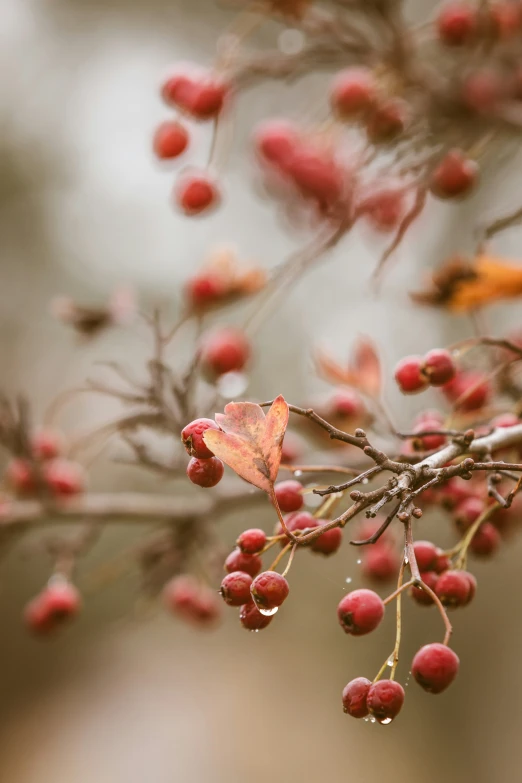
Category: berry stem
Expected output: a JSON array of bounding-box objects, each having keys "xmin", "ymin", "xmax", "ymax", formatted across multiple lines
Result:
[
  {"xmin": 390, "ymin": 558, "xmax": 406, "ymax": 681},
  {"xmin": 268, "ymin": 541, "xmax": 292, "ymax": 573},
  {"xmin": 454, "ymin": 501, "xmax": 499, "ymax": 569},
  {"xmin": 281, "ymin": 542, "xmax": 298, "ymax": 579},
  {"xmin": 269, "ymin": 486, "xmax": 299, "ymax": 544}
]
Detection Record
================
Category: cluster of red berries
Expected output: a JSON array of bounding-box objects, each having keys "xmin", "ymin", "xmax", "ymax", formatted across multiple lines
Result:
[
  {"xmin": 163, "ymin": 575, "xmax": 222, "ymax": 627},
  {"xmin": 437, "ymin": 1, "xmax": 522, "ymax": 46},
  {"xmin": 6, "ymin": 429, "xmax": 85, "ymax": 499},
  {"xmin": 394, "ymin": 348, "xmax": 457, "ymax": 394},
  {"xmin": 154, "ymin": 67, "xmax": 231, "ymax": 215},
  {"xmin": 181, "ymin": 417, "xmax": 225, "ymax": 488},
  {"xmin": 338, "ymin": 588, "xmax": 460, "ymax": 723}
]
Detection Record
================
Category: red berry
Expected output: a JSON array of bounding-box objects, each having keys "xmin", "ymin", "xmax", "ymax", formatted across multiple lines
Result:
[
  {"xmin": 442, "ymin": 371, "xmax": 490, "ymax": 411},
  {"xmin": 412, "ymin": 643, "xmax": 460, "ymax": 693},
  {"xmin": 329, "ymin": 389, "xmax": 364, "ymax": 419},
  {"xmin": 200, "ymin": 327, "xmax": 250, "ymax": 377},
  {"xmin": 286, "ymin": 148, "xmax": 344, "ymax": 210},
  {"xmin": 454, "ymin": 496, "xmax": 485, "ymax": 530},
  {"xmin": 437, "ymin": 2, "xmax": 477, "ymax": 45},
  {"xmin": 175, "ymin": 173, "xmax": 220, "ymax": 216},
  {"xmin": 237, "ymin": 528, "xmax": 267, "ymax": 555},
  {"xmin": 440, "ymin": 477, "xmax": 478, "ymax": 509},
  {"xmin": 435, "ymin": 569, "xmax": 471, "ymax": 608},
  {"xmin": 470, "ymin": 522, "xmax": 500, "ymax": 557},
  {"xmin": 394, "ymin": 356, "xmax": 429, "ymax": 394},
  {"xmin": 492, "ymin": 412, "xmax": 520, "ymax": 428},
  {"xmin": 342, "ymin": 677, "xmax": 372, "ymax": 718},
  {"xmin": 359, "ymin": 187, "xmax": 407, "ymax": 232},
  {"xmin": 251, "ymin": 571, "xmax": 289, "ymax": 610},
  {"xmin": 24, "ymin": 580, "xmax": 81, "ymax": 635},
  {"xmin": 185, "ymin": 273, "xmax": 227, "ymax": 310},
  {"xmin": 361, "ymin": 545, "xmax": 399, "ymax": 582},
  {"xmin": 186, "ymin": 456, "xmax": 224, "ymax": 488},
  {"xmin": 430, "ymin": 150, "xmax": 478, "ymax": 199},
  {"xmin": 220, "ymin": 571, "xmax": 253, "ymax": 606},
  {"xmin": 434, "ymin": 550, "xmax": 451, "ymax": 574},
  {"xmin": 412, "ymin": 418, "xmax": 446, "ymax": 451},
  {"xmin": 44, "ymin": 460, "xmax": 85, "ymax": 497},
  {"xmin": 153, "ymin": 120, "xmax": 189, "ymax": 159},
  {"xmin": 254, "ymin": 120, "xmax": 299, "ymax": 166},
  {"xmin": 366, "ymin": 99, "xmax": 409, "ymax": 143},
  {"xmin": 225, "ymin": 549, "xmax": 262, "ymax": 578},
  {"xmin": 488, "ymin": 2, "xmax": 522, "ymax": 39},
  {"xmin": 410, "ymin": 571, "xmax": 439, "ymax": 606},
  {"xmin": 31, "ymin": 429, "xmax": 64, "ymax": 461},
  {"xmin": 463, "ymin": 571, "xmax": 477, "ymax": 604},
  {"xmin": 163, "ymin": 575, "xmax": 221, "ymax": 627},
  {"xmin": 239, "ymin": 600, "xmax": 274, "ymax": 631},
  {"xmin": 462, "ymin": 69, "xmax": 506, "ymax": 113},
  {"xmin": 281, "ymin": 431, "xmax": 304, "ymax": 464},
  {"xmin": 274, "ymin": 480, "xmax": 304, "ymax": 513},
  {"xmin": 413, "ymin": 541, "xmax": 438, "ymax": 572},
  {"xmin": 337, "ymin": 589, "xmax": 385, "ymax": 636},
  {"xmin": 330, "ymin": 67, "xmax": 377, "ymax": 117},
  {"xmin": 311, "ymin": 525, "xmax": 343, "ymax": 556},
  {"xmin": 422, "ymin": 349, "xmax": 457, "ymax": 386},
  {"xmin": 367, "ymin": 680, "xmax": 405, "ymax": 723},
  {"xmin": 181, "ymin": 417, "xmax": 220, "ymax": 459},
  {"xmin": 6, "ymin": 459, "xmax": 36, "ymax": 494},
  {"xmin": 277, "ymin": 511, "xmax": 318, "ymax": 545},
  {"xmin": 162, "ymin": 72, "xmax": 228, "ymax": 120}
]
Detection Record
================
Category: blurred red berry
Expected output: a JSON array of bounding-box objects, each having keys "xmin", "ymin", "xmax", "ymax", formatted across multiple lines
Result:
[
  {"xmin": 6, "ymin": 459, "xmax": 36, "ymax": 495},
  {"xmin": 462, "ymin": 69, "xmax": 506, "ymax": 113},
  {"xmin": 430, "ymin": 150, "xmax": 479, "ymax": 199},
  {"xmin": 24, "ymin": 580, "xmax": 81, "ymax": 635},
  {"xmin": 437, "ymin": 2, "xmax": 477, "ymax": 45},
  {"xmin": 31, "ymin": 429, "xmax": 64, "ymax": 461},
  {"xmin": 366, "ymin": 99, "xmax": 409, "ymax": 143},
  {"xmin": 175, "ymin": 173, "xmax": 220, "ymax": 216},
  {"xmin": 274, "ymin": 480, "xmax": 304, "ymax": 513},
  {"xmin": 312, "ymin": 525, "xmax": 343, "ymax": 556},
  {"xmin": 422, "ymin": 349, "xmax": 456, "ymax": 386},
  {"xmin": 254, "ymin": 120, "xmax": 299, "ymax": 166},
  {"xmin": 164, "ymin": 575, "xmax": 222, "ymax": 627},
  {"xmin": 330, "ymin": 67, "xmax": 377, "ymax": 117},
  {"xmin": 44, "ymin": 459, "xmax": 85, "ymax": 497},
  {"xmin": 162, "ymin": 72, "xmax": 228, "ymax": 119},
  {"xmin": 442, "ymin": 371, "xmax": 490, "ymax": 411},
  {"xmin": 361, "ymin": 545, "xmax": 399, "ymax": 582},
  {"xmin": 153, "ymin": 120, "xmax": 189, "ymax": 159},
  {"xmin": 454, "ymin": 496, "xmax": 485, "ymax": 530},
  {"xmin": 470, "ymin": 522, "xmax": 500, "ymax": 557},
  {"xmin": 413, "ymin": 541, "xmax": 438, "ymax": 572},
  {"xmin": 394, "ymin": 356, "xmax": 429, "ymax": 394},
  {"xmin": 200, "ymin": 327, "xmax": 250, "ymax": 377}
]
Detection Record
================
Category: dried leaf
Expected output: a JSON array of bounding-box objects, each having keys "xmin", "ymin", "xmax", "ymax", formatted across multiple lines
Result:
[
  {"xmin": 188, "ymin": 246, "xmax": 266, "ymax": 312},
  {"xmin": 314, "ymin": 336, "xmax": 382, "ymax": 397},
  {"xmin": 203, "ymin": 396, "xmax": 289, "ymax": 492},
  {"xmin": 411, "ymin": 254, "xmax": 522, "ymax": 312}
]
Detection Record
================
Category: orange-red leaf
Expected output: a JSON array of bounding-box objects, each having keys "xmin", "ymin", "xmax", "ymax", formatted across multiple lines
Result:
[
  {"xmin": 203, "ymin": 396, "xmax": 289, "ymax": 492},
  {"xmin": 314, "ymin": 336, "xmax": 382, "ymax": 397},
  {"xmin": 411, "ymin": 254, "xmax": 522, "ymax": 312}
]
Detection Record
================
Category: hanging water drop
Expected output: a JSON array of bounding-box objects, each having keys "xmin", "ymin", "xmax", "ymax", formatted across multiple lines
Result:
[
  {"xmin": 380, "ymin": 717, "xmax": 393, "ymax": 725},
  {"xmin": 258, "ymin": 606, "xmax": 278, "ymax": 617},
  {"xmin": 345, "ymin": 577, "xmax": 352, "ymax": 584},
  {"xmin": 356, "ymin": 558, "xmax": 362, "ymax": 565},
  {"xmin": 387, "ymin": 657, "xmax": 394, "ymax": 667}
]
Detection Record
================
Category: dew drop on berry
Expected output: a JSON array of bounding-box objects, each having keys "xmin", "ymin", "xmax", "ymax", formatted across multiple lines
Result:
[
  {"xmin": 387, "ymin": 657, "xmax": 393, "ymax": 667},
  {"xmin": 381, "ymin": 717, "xmax": 393, "ymax": 725},
  {"xmin": 216, "ymin": 371, "xmax": 248, "ymax": 398},
  {"xmin": 258, "ymin": 605, "xmax": 279, "ymax": 617}
]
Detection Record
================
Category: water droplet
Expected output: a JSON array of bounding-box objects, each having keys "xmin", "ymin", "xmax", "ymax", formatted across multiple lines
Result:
[
  {"xmin": 380, "ymin": 717, "xmax": 393, "ymax": 725},
  {"xmin": 278, "ymin": 28, "xmax": 305, "ymax": 55},
  {"xmin": 387, "ymin": 657, "xmax": 394, "ymax": 667},
  {"xmin": 404, "ymin": 556, "xmax": 409, "ymax": 564},
  {"xmin": 362, "ymin": 478, "xmax": 369, "ymax": 485},
  {"xmin": 258, "ymin": 606, "xmax": 279, "ymax": 617},
  {"xmin": 293, "ymin": 469, "xmax": 303, "ymax": 477},
  {"xmin": 217, "ymin": 371, "xmax": 248, "ymax": 398},
  {"xmin": 369, "ymin": 717, "xmax": 377, "ymax": 724},
  {"xmin": 345, "ymin": 577, "xmax": 352, "ymax": 584},
  {"xmin": 356, "ymin": 558, "xmax": 362, "ymax": 565}
]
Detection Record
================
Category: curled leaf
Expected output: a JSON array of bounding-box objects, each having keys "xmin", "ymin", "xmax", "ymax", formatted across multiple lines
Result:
[{"xmin": 203, "ymin": 396, "xmax": 289, "ymax": 492}]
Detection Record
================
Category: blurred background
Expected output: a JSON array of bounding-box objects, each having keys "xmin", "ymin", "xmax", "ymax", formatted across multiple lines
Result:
[{"xmin": 2, "ymin": 0, "xmax": 522, "ymax": 781}]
